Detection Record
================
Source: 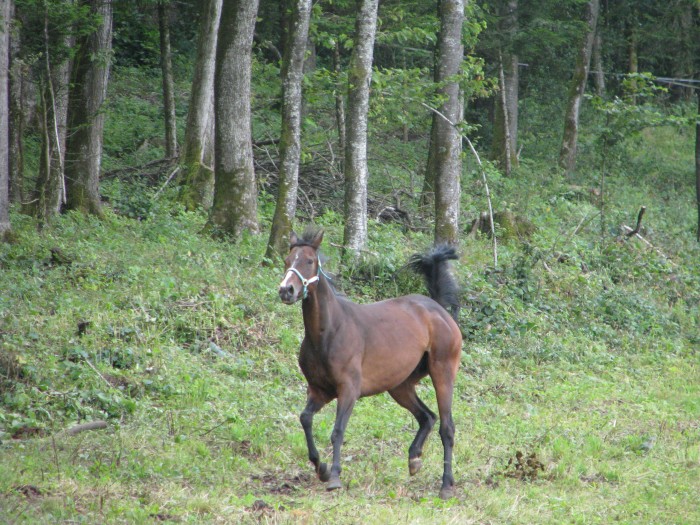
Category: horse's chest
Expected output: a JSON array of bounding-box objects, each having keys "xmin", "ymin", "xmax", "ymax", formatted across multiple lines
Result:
[{"xmin": 299, "ymin": 342, "xmax": 339, "ymax": 395}]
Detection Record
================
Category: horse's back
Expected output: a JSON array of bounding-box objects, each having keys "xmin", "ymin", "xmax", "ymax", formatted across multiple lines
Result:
[{"xmin": 349, "ymin": 294, "xmax": 461, "ymax": 396}]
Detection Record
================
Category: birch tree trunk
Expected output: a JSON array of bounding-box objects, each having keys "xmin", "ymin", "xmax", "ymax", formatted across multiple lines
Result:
[
  {"xmin": 265, "ymin": 0, "xmax": 312, "ymax": 260},
  {"xmin": 34, "ymin": 14, "xmax": 73, "ymax": 224},
  {"xmin": 343, "ymin": 0, "xmax": 379, "ymax": 258},
  {"xmin": 1, "ymin": 0, "xmax": 12, "ymax": 239},
  {"xmin": 491, "ymin": 0, "xmax": 518, "ymax": 171},
  {"xmin": 64, "ymin": 0, "xmax": 113, "ymax": 216},
  {"xmin": 333, "ymin": 40, "xmax": 346, "ymax": 169},
  {"xmin": 209, "ymin": 0, "xmax": 260, "ymax": 237},
  {"xmin": 421, "ymin": 116, "xmax": 437, "ymax": 208},
  {"xmin": 432, "ymin": 0, "xmax": 464, "ymax": 245},
  {"xmin": 8, "ymin": 0, "xmax": 25, "ymax": 205},
  {"xmin": 179, "ymin": 0, "xmax": 221, "ymax": 211},
  {"xmin": 591, "ymin": 25, "xmax": 605, "ymax": 96},
  {"xmin": 158, "ymin": 0, "xmax": 177, "ymax": 158},
  {"xmin": 558, "ymin": 0, "xmax": 599, "ymax": 175}
]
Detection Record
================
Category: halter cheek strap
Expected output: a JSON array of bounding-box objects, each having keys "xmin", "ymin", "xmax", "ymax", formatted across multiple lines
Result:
[{"xmin": 284, "ymin": 267, "xmax": 319, "ymax": 299}]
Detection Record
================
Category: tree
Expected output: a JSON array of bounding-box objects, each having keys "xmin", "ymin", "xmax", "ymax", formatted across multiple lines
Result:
[
  {"xmin": 265, "ymin": 0, "xmax": 312, "ymax": 260},
  {"xmin": 1, "ymin": 0, "xmax": 12, "ymax": 239},
  {"xmin": 431, "ymin": 0, "xmax": 464, "ymax": 245},
  {"xmin": 491, "ymin": 0, "xmax": 519, "ymax": 173},
  {"xmin": 559, "ymin": 0, "xmax": 599, "ymax": 175},
  {"xmin": 34, "ymin": 1, "xmax": 74, "ymax": 224},
  {"xmin": 208, "ymin": 0, "xmax": 260, "ymax": 237},
  {"xmin": 158, "ymin": 0, "xmax": 177, "ymax": 158},
  {"xmin": 179, "ymin": 0, "xmax": 221, "ymax": 211},
  {"xmin": 8, "ymin": 0, "xmax": 26, "ymax": 205},
  {"xmin": 64, "ymin": 0, "xmax": 113, "ymax": 216},
  {"xmin": 591, "ymin": 23, "xmax": 605, "ymax": 96},
  {"xmin": 696, "ymin": 92, "xmax": 700, "ymax": 242},
  {"xmin": 343, "ymin": 0, "xmax": 379, "ymax": 258}
]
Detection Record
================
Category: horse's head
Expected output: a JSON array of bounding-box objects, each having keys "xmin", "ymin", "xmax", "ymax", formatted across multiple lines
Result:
[{"xmin": 278, "ymin": 229, "xmax": 324, "ymax": 304}]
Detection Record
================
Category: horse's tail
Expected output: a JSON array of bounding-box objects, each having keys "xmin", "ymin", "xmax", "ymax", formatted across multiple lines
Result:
[{"xmin": 409, "ymin": 244, "xmax": 460, "ymax": 322}]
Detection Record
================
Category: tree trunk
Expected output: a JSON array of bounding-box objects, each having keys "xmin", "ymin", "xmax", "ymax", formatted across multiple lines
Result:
[
  {"xmin": 672, "ymin": 2, "xmax": 694, "ymax": 102},
  {"xmin": 8, "ymin": 3, "xmax": 25, "ymax": 205},
  {"xmin": 591, "ymin": 25, "xmax": 605, "ymax": 96},
  {"xmin": 158, "ymin": 1, "xmax": 178, "ymax": 158},
  {"xmin": 179, "ymin": 0, "xmax": 221, "ymax": 211},
  {"xmin": 558, "ymin": 0, "xmax": 599, "ymax": 175},
  {"xmin": 209, "ymin": 0, "xmax": 260, "ymax": 237},
  {"xmin": 64, "ymin": 0, "xmax": 113, "ymax": 216},
  {"xmin": 34, "ymin": 10, "xmax": 73, "ymax": 224},
  {"xmin": 333, "ymin": 40, "xmax": 346, "ymax": 169},
  {"xmin": 695, "ymin": 93, "xmax": 700, "ymax": 242},
  {"xmin": 343, "ymin": 0, "xmax": 379, "ymax": 258},
  {"xmin": 1, "ymin": 0, "xmax": 12, "ymax": 239},
  {"xmin": 421, "ymin": 115, "xmax": 437, "ymax": 208},
  {"xmin": 494, "ymin": 56, "xmax": 512, "ymax": 177},
  {"xmin": 266, "ymin": 0, "xmax": 312, "ymax": 261},
  {"xmin": 626, "ymin": 11, "xmax": 638, "ymax": 103},
  {"xmin": 432, "ymin": 0, "xmax": 464, "ymax": 245},
  {"xmin": 491, "ymin": 0, "xmax": 518, "ymax": 171}
]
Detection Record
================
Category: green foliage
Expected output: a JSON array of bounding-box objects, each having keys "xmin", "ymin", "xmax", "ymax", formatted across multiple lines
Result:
[
  {"xmin": 3, "ymin": 2, "xmax": 700, "ymax": 522},
  {"xmin": 589, "ymin": 74, "xmax": 690, "ymax": 151}
]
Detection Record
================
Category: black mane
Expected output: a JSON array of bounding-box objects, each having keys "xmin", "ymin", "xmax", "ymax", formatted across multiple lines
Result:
[{"xmin": 291, "ymin": 226, "xmax": 324, "ymax": 248}]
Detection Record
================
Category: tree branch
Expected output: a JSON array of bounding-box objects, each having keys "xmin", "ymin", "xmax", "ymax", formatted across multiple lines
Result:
[{"xmin": 421, "ymin": 102, "xmax": 498, "ymax": 267}]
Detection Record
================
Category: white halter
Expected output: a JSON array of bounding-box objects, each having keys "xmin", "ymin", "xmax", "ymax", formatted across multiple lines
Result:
[{"xmin": 283, "ymin": 267, "xmax": 319, "ymax": 299}]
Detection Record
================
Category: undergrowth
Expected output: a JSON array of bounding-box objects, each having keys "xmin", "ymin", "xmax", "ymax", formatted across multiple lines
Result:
[{"xmin": 1, "ymin": 81, "xmax": 699, "ymax": 523}]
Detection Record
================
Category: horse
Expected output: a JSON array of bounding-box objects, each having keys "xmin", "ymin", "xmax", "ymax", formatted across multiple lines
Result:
[{"xmin": 278, "ymin": 227, "xmax": 463, "ymax": 500}]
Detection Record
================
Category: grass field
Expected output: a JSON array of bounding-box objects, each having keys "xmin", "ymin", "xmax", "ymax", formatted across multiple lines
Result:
[{"xmin": 1, "ymin": 121, "xmax": 699, "ymax": 523}]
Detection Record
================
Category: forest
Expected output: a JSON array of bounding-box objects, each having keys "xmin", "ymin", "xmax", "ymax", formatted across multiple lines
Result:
[{"xmin": 1, "ymin": 0, "xmax": 699, "ymax": 522}]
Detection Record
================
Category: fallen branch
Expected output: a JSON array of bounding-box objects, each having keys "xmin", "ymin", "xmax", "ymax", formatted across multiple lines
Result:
[
  {"xmin": 84, "ymin": 358, "xmax": 113, "ymax": 389},
  {"xmin": 63, "ymin": 421, "xmax": 108, "ymax": 436},
  {"xmin": 620, "ymin": 224, "xmax": 675, "ymax": 266},
  {"xmin": 153, "ymin": 166, "xmax": 181, "ymax": 199},
  {"xmin": 625, "ymin": 206, "xmax": 646, "ymax": 237}
]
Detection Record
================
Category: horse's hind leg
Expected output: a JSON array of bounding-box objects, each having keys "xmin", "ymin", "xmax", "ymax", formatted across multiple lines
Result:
[
  {"xmin": 429, "ymin": 347, "xmax": 460, "ymax": 500},
  {"xmin": 300, "ymin": 387, "xmax": 330, "ymax": 481},
  {"xmin": 388, "ymin": 381, "xmax": 436, "ymax": 476}
]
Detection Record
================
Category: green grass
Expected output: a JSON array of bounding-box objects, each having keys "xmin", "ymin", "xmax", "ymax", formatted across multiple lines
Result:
[{"xmin": 1, "ymin": 97, "xmax": 700, "ymax": 523}]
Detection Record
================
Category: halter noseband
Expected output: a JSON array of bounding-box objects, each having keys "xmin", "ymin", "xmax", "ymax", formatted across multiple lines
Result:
[
  {"xmin": 283, "ymin": 256, "xmax": 332, "ymax": 300},
  {"xmin": 284, "ymin": 267, "xmax": 319, "ymax": 300}
]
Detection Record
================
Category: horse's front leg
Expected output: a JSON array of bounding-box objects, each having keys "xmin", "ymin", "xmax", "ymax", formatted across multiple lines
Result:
[
  {"xmin": 300, "ymin": 388, "xmax": 330, "ymax": 481},
  {"xmin": 326, "ymin": 385, "xmax": 358, "ymax": 491}
]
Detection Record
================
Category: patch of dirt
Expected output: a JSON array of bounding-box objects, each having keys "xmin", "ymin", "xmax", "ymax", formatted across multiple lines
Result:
[
  {"xmin": 14, "ymin": 484, "xmax": 44, "ymax": 499},
  {"xmin": 11, "ymin": 426, "xmax": 47, "ymax": 440},
  {"xmin": 150, "ymin": 513, "xmax": 180, "ymax": 522},
  {"xmin": 231, "ymin": 440, "xmax": 258, "ymax": 459},
  {"xmin": 248, "ymin": 499, "xmax": 287, "ymax": 514},
  {"xmin": 580, "ymin": 473, "xmax": 616, "ymax": 484},
  {"xmin": 250, "ymin": 471, "xmax": 314, "ymax": 496}
]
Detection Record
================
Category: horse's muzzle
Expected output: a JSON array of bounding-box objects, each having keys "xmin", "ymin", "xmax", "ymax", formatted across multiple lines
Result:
[{"xmin": 279, "ymin": 284, "xmax": 298, "ymax": 304}]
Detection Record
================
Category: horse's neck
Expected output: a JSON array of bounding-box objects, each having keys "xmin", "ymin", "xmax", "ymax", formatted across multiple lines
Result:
[{"xmin": 302, "ymin": 277, "xmax": 337, "ymax": 347}]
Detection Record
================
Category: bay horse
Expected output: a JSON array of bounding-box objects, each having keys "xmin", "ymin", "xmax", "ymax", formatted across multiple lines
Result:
[{"xmin": 278, "ymin": 228, "xmax": 462, "ymax": 499}]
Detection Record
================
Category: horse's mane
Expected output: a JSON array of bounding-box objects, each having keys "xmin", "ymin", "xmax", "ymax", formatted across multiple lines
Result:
[{"xmin": 291, "ymin": 226, "xmax": 324, "ymax": 248}]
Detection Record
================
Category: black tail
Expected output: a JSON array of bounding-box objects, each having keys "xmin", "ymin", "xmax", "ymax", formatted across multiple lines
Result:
[{"xmin": 409, "ymin": 244, "xmax": 461, "ymax": 322}]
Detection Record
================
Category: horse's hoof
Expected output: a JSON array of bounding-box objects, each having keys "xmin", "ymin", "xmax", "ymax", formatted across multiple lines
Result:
[
  {"xmin": 438, "ymin": 486, "xmax": 454, "ymax": 500},
  {"xmin": 318, "ymin": 463, "xmax": 330, "ymax": 482},
  {"xmin": 408, "ymin": 457, "xmax": 422, "ymax": 476},
  {"xmin": 326, "ymin": 477, "xmax": 342, "ymax": 491}
]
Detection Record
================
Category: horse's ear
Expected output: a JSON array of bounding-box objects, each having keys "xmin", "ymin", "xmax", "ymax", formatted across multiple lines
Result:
[
  {"xmin": 310, "ymin": 229, "xmax": 324, "ymax": 249},
  {"xmin": 289, "ymin": 231, "xmax": 298, "ymax": 247}
]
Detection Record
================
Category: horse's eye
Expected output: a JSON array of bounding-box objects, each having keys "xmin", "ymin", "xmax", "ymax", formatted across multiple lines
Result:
[{"xmin": 306, "ymin": 258, "xmax": 314, "ymax": 265}]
